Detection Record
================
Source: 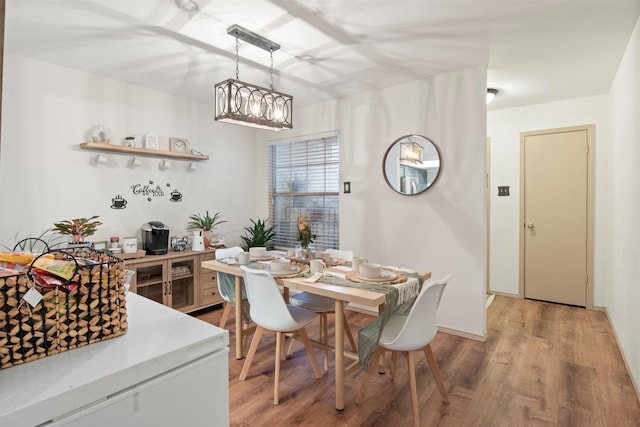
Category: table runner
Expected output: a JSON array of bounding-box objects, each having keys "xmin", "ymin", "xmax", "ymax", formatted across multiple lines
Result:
[{"xmin": 306, "ymin": 266, "xmax": 424, "ymax": 371}]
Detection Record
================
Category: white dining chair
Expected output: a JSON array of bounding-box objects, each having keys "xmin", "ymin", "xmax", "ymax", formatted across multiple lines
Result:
[
  {"xmin": 215, "ymin": 246, "xmax": 245, "ymax": 329},
  {"xmin": 288, "ymin": 249, "xmax": 358, "ymax": 371},
  {"xmin": 239, "ymin": 265, "xmax": 323, "ymax": 405},
  {"xmin": 356, "ymin": 275, "xmax": 451, "ymax": 427}
]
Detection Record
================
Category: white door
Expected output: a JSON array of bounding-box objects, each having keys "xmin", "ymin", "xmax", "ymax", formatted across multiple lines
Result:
[{"xmin": 520, "ymin": 126, "xmax": 593, "ymax": 307}]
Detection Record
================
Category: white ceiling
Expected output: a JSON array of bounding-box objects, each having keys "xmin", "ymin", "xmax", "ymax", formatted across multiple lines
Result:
[{"xmin": 5, "ymin": 0, "xmax": 640, "ymax": 111}]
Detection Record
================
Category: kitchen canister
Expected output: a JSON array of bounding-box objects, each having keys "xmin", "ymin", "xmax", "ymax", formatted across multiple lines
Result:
[{"xmin": 122, "ymin": 237, "xmax": 138, "ymax": 254}]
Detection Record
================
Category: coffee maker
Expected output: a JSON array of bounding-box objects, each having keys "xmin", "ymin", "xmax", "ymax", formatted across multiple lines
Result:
[{"xmin": 141, "ymin": 221, "xmax": 170, "ymax": 255}]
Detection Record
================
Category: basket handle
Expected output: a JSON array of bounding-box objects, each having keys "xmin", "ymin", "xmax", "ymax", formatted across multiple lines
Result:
[
  {"xmin": 26, "ymin": 249, "xmax": 80, "ymax": 288},
  {"xmin": 13, "ymin": 237, "xmax": 51, "ymax": 253}
]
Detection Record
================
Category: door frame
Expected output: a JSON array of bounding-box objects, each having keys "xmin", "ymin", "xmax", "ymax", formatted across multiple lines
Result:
[
  {"xmin": 486, "ymin": 137, "xmax": 491, "ymax": 295},
  {"xmin": 518, "ymin": 124, "xmax": 595, "ymax": 309}
]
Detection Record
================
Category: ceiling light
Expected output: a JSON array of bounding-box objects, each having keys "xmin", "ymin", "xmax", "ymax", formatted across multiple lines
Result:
[
  {"xmin": 214, "ymin": 25, "xmax": 293, "ymax": 131},
  {"xmin": 400, "ymin": 140, "xmax": 423, "ymax": 164},
  {"xmin": 486, "ymin": 88, "xmax": 499, "ymax": 104}
]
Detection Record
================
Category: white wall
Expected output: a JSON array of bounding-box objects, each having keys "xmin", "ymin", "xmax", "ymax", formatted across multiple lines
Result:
[
  {"xmin": 0, "ymin": 54, "xmax": 258, "ymax": 249},
  {"xmin": 487, "ymin": 95, "xmax": 609, "ymax": 306},
  {"xmin": 257, "ymin": 67, "xmax": 488, "ymax": 339},
  {"xmin": 607, "ymin": 14, "xmax": 640, "ymax": 393}
]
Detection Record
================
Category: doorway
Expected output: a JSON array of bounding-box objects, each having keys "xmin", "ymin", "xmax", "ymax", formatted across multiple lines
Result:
[{"xmin": 519, "ymin": 125, "xmax": 594, "ymax": 308}]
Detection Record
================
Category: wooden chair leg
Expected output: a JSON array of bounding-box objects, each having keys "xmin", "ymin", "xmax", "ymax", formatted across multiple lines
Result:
[
  {"xmin": 297, "ymin": 327, "xmax": 322, "ymax": 379},
  {"xmin": 320, "ymin": 313, "xmax": 329, "ymax": 372},
  {"xmin": 356, "ymin": 346, "xmax": 385, "ymax": 404},
  {"xmin": 423, "ymin": 344, "xmax": 450, "ymax": 403},
  {"xmin": 390, "ymin": 351, "xmax": 399, "ymax": 380},
  {"xmin": 342, "ymin": 308, "xmax": 358, "ymax": 352},
  {"xmin": 219, "ymin": 301, "xmax": 232, "ymax": 329},
  {"xmin": 239, "ymin": 326, "xmax": 264, "ymax": 381},
  {"xmin": 404, "ymin": 351, "xmax": 420, "ymax": 427},
  {"xmin": 286, "ymin": 333, "xmax": 297, "ymax": 357},
  {"xmin": 274, "ymin": 331, "xmax": 283, "ymax": 405}
]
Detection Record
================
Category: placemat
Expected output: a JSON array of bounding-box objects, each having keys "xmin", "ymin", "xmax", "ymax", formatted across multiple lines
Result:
[
  {"xmin": 286, "ymin": 256, "xmax": 346, "ymax": 267},
  {"xmin": 270, "ymin": 263, "xmax": 310, "ymax": 278},
  {"xmin": 345, "ymin": 270, "xmax": 407, "ymax": 285}
]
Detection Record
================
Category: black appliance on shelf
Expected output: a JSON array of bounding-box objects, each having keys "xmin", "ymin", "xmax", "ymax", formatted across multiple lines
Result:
[{"xmin": 141, "ymin": 221, "xmax": 170, "ymax": 255}]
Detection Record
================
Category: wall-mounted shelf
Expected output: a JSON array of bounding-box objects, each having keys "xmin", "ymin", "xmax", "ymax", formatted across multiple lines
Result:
[{"xmin": 80, "ymin": 142, "xmax": 209, "ymax": 161}]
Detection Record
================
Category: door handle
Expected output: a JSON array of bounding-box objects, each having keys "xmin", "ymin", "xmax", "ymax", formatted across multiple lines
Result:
[{"xmin": 527, "ymin": 222, "xmax": 535, "ymax": 229}]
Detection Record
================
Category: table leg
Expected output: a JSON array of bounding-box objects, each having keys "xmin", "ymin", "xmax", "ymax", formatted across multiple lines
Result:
[
  {"xmin": 335, "ymin": 299, "xmax": 345, "ymax": 411},
  {"xmin": 235, "ymin": 276, "xmax": 244, "ymax": 360}
]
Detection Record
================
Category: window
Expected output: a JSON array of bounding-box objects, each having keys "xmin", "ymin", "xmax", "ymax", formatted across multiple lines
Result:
[{"xmin": 269, "ymin": 133, "xmax": 340, "ymax": 250}]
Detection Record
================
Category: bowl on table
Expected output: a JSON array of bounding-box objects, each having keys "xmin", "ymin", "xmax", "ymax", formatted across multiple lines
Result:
[
  {"xmin": 270, "ymin": 258, "xmax": 292, "ymax": 273},
  {"xmin": 249, "ymin": 247, "xmax": 267, "ymax": 258},
  {"xmin": 359, "ymin": 263, "xmax": 383, "ymax": 278}
]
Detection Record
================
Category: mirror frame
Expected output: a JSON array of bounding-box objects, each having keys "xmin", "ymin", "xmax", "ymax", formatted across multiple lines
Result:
[{"xmin": 382, "ymin": 134, "xmax": 442, "ymax": 195}]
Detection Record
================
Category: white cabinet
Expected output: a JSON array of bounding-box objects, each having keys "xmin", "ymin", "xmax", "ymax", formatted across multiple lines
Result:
[{"xmin": 0, "ymin": 293, "xmax": 230, "ymax": 427}]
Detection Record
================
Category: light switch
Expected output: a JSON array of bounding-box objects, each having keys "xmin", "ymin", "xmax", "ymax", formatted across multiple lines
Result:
[
  {"xmin": 498, "ymin": 186, "xmax": 510, "ymax": 196},
  {"xmin": 343, "ymin": 181, "xmax": 351, "ymax": 194}
]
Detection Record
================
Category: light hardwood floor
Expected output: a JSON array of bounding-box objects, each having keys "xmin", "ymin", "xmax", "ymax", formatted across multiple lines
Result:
[{"xmin": 194, "ymin": 295, "xmax": 640, "ymax": 426}]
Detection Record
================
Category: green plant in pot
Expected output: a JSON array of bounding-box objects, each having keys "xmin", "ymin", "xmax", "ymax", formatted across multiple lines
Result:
[
  {"xmin": 240, "ymin": 218, "xmax": 276, "ymax": 251},
  {"xmin": 187, "ymin": 211, "xmax": 227, "ymax": 247},
  {"xmin": 53, "ymin": 215, "xmax": 102, "ymax": 244}
]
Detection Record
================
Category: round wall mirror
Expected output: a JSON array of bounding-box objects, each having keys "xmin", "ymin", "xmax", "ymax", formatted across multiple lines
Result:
[{"xmin": 383, "ymin": 134, "xmax": 441, "ymax": 195}]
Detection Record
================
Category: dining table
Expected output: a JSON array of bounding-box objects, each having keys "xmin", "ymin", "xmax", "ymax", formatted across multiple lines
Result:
[{"xmin": 201, "ymin": 255, "xmax": 431, "ymax": 411}]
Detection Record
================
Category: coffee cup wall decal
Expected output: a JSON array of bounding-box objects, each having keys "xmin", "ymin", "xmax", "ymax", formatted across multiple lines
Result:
[
  {"xmin": 111, "ymin": 195, "xmax": 128, "ymax": 209},
  {"xmin": 170, "ymin": 190, "xmax": 183, "ymax": 202}
]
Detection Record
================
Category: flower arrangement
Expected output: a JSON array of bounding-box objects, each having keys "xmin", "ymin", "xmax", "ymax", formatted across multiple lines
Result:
[{"xmin": 297, "ymin": 213, "xmax": 317, "ymax": 249}]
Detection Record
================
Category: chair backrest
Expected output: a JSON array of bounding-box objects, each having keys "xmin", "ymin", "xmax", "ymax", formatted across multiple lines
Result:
[
  {"xmin": 384, "ymin": 274, "xmax": 451, "ymax": 351},
  {"xmin": 327, "ymin": 249, "xmax": 354, "ymax": 261},
  {"xmin": 240, "ymin": 266, "xmax": 298, "ymax": 331},
  {"xmin": 215, "ymin": 246, "xmax": 244, "ymax": 259}
]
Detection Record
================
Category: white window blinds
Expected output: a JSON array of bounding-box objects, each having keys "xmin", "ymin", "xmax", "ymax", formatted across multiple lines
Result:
[{"xmin": 268, "ymin": 134, "xmax": 340, "ymax": 250}]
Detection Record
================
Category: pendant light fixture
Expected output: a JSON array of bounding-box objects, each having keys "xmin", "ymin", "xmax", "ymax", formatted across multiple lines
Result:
[
  {"xmin": 400, "ymin": 139, "xmax": 424, "ymax": 164},
  {"xmin": 214, "ymin": 25, "xmax": 293, "ymax": 131}
]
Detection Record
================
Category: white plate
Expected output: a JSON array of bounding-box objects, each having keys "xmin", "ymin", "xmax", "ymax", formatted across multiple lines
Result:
[
  {"xmin": 270, "ymin": 265, "xmax": 302, "ymax": 276},
  {"xmin": 357, "ymin": 271, "xmax": 397, "ymax": 282}
]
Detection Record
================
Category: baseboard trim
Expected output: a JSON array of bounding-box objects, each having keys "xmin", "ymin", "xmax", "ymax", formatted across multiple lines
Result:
[
  {"xmin": 346, "ymin": 305, "xmax": 487, "ymax": 342},
  {"xmin": 490, "ymin": 290, "xmax": 521, "ymax": 298},
  {"xmin": 603, "ymin": 308, "xmax": 640, "ymax": 402}
]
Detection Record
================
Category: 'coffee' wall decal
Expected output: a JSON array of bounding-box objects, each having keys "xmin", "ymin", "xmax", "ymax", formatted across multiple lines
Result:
[
  {"xmin": 128, "ymin": 181, "xmax": 183, "ymax": 202},
  {"xmin": 131, "ymin": 180, "xmax": 165, "ymax": 202}
]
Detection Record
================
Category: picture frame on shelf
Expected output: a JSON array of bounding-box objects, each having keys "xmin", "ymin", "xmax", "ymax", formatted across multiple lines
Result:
[
  {"xmin": 144, "ymin": 133, "xmax": 159, "ymax": 150},
  {"xmin": 169, "ymin": 137, "xmax": 189, "ymax": 153},
  {"xmin": 92, "ymin": 241, "xmax": 108, "ymax": 251}
]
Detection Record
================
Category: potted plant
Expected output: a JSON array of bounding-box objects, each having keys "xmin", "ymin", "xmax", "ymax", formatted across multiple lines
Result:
[
  {"xmin": 240, "ymin": 218, "xmax": 277, "ymax": 251},
  {"xmin": 187, "ymin": 211, "xmax": 227, "ymax": 247},
  {"xmin": 53, "ymin": 215, "xmax": 102, "ymax": 244}
]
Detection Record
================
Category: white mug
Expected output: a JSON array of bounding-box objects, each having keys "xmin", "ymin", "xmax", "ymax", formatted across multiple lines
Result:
[
  {"xmin": 310, "ymin": 259, "xmax": 326, "ymax": 274},
  {"xmin": 351, "ymin": 256, "xmax": 368, "ymax": 272},
  {"xmin": 237, "ymin": 252, "xmax": 250, "ymax": 265}
]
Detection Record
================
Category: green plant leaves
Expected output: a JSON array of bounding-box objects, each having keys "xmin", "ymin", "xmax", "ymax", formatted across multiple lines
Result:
[
  {"xmin": 187, "ymin": 210, "xmax": 227, "ymax": 231},
  {"xmin": 240, "ymin": 218, "xmax": 276, "ymax": 251}
]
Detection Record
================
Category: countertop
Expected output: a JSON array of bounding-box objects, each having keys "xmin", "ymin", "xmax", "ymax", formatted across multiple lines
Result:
[{"xmin": 0, "ymin": 293, "xmax": 228, "ymax": 426}]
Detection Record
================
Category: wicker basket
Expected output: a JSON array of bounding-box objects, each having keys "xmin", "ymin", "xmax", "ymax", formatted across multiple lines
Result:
[{"xmin": 0, "ymin": 248, "xmax": 127, "ymax": 369}]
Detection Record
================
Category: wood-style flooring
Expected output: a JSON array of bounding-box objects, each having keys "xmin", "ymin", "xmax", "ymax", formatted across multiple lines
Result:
[{"xmin": 194, "ymin": 296, "xmax": 640, "ymax": 426}]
